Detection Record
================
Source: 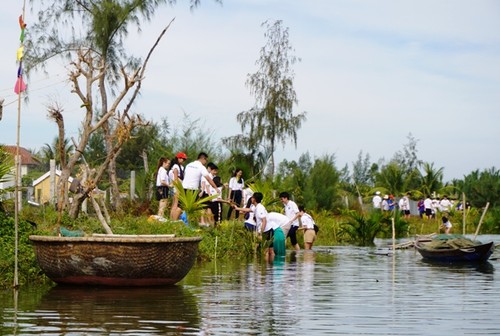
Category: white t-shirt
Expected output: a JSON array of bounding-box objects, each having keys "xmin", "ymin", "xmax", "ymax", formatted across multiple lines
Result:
[
  {"xmin": 424, "ymin": 198, "xmax": 432, "ymax": 209},
  {"xmin": 169, "ymin": 163, "xmax": 183, "ymax": 182},
  {"xmin": 399, "ymin": 196, "xmax": 410, "ymax": 211},
  {"xmin": 300, "ymin": 212, "xmax": 315, "ymax": 229},
  {"xmin": 372, "ymin": 195, "xmax": 382, "ymax": 208},
  {"xmin": 263, "ymin": 211, "xmax": 284, "ymax": 233},
  {"xmin": 244, "ymin": 204, "xmax": 256, "ymax": 226},
  {"xmin": 208, "ymin": 174, "xmax": 223, "ymax": 201},
  {"xmin": 284, "ymin": 200, "xmax": 300, "ymax": 227},
  {"xmin": 254, "ymin": 203, "xmax": 269, "ymax": 233},
  {"xmin": 156, "ymin": 166, "xmax": 169, "ymax": 187},
  {"xmin": 243, "ymin": 188, "xmax": 254, "ymax": 206},
  {"xmin": 440, "ymin": 198, "xmax": 452, "ymax": 212},
  {"xmin": 182, "ymin": 160, "xmax": 210, "ymax": 190},
  {"xmin": 228, "ymin": 177, "xmax": 244, "ymax": 191}
]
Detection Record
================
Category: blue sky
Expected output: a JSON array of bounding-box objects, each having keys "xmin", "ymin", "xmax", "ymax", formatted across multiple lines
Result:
[{"xmin": 1, "ymin": 0, "xmax": 499, "ymax": 182}]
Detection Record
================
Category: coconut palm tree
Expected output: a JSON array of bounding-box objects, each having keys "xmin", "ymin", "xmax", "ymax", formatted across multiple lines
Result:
[{"xmin": 419, "ymin": 162, "xmax": 444, "ymax": 196}]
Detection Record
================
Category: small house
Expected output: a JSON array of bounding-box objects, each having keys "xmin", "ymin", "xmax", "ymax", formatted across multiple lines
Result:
[
  {"xmin": 32, "ymin": 170, "xmax": 74, "ymax": 205},
  {"xmin": 0, "ymin": 145, "xmax": 39, "ymax": 190}
]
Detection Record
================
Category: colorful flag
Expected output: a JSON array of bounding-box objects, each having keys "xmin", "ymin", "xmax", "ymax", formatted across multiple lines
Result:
[
  {"xmin": 16, "ymin": 46, "xmax": 24, "ymax": 61},
  {"xmin": 14, "ymin": 77, "xmax": 27, "ymax": 94},
  {"xmin": 19, "ymin": 15, "xmax": 26, "ymax": 29},
  {"xmin": 16, "ymin": 14, "xmax": 27, "ymax": 95}
]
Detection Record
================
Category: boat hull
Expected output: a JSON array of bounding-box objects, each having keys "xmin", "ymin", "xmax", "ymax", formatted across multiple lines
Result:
[
  {"xmin": 29, "ymin": 235, "xmax": 202, "ymax": 286},
  {"xmin": 416, "ymin": 240, "xmax": 494, "ymax": 263}
]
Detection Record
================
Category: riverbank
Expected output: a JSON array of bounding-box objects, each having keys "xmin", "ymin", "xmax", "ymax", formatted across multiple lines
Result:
[{"xmin": 0, "ymin": 207, "xmax": 487, "ymax": 288}]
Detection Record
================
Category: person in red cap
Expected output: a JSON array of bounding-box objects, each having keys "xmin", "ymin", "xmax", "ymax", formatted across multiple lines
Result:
[{"xmin": 169, "ymin": 152, "xmax": 187, "ymax": 220}]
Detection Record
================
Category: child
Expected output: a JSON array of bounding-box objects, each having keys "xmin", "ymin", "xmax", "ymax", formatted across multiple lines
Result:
[{"xmin": 441, "ymin": 216, "xmax": 452, "ymax": 234}]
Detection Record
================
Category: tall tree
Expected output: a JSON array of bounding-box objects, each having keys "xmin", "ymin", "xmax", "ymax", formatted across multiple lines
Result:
[
  {"xmin": 352, "ymin": 150, "xmax": 372, "ymax": 186},
  {"xmin": 233, "ymin": 20, "xmax": 306, "ymax": 177},
  {"xmin": 25, "ymin": 0, "xmax": 216, "ymax": 218},
  {"xmin": 376, "ymin": 162, "xmax": 405, "ymax": 196},
  {"xmin": 303, "ymin": 154, "xmax": 340, "ymax": 211}
]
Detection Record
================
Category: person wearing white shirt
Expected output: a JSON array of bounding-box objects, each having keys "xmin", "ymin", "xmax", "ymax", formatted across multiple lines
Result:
[
  {"xmin": 207, "ymin": 163, "xmax": 224, "ymax": 226},
  {"xmin": 252, "ymin": 192, "xmax": 275, "ymax": 261},
  {"xmin": 372, "ymin": 191, "xmax": 382, "ymax": 210},
  {"xmin": 439, "ymin": 196, "xmax": 452, "ymax": 213},
  {"xmin": 182, "ymin": 152, "xmax": 218, "ymax": 191},
  {"xmin": 280, "ymin": 191, "xmax": 301, "ymax": 251},
  {"xmin": 180, "ymin": 153, "xmax": 219, "ymax": 225},
  {"xmin": 298, "ymin": 206, "xmax": 317, "ymax": 250},
  {"xmin": 168, "ymin": 152, "xmax": 186, "ymax": 220},
  {"xmin": 424, "ymin": 196, "xmax": 433, "ymax": 219},
  {"xmin": 155, "ymin": 157, "xmax": 171, "ymax": 218},
  {"xmin": 399, "ymin": 193, "xmax": 411, "ymax": 219},
  {"xmin": 226, "ymin": 168, "xmax": 244, "ymax": 220}
]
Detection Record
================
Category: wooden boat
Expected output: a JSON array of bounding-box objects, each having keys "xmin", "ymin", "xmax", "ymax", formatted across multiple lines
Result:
[
  {"xmin": 29, "ymin": 234, "xmax": 202, "ymax": 286},
  {"xmin": 415, "ymin": 234, "xmax": 494, "ymax": 263}
]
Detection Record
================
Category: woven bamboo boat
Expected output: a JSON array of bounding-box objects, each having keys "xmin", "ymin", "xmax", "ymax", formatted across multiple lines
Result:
[{"xmin": 29, "ymin": 235, "xmax": 202, "ymax": 286}]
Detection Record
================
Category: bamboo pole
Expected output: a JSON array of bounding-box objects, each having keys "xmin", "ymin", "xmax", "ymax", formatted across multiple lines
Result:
[
  {"xmin": 13, "ymin": 0, "xmax": 28, "ymax": 289},
  {"xmin": 462, "ymin": 193, "xmax": 466, "ymax": 235},
  {"xmin": 391, "ymin": 217, "xmax": 395, "ymax": 252},
  {"xmin": 473, "ymin": 202, "xmax": 489, "ymax": 241}
]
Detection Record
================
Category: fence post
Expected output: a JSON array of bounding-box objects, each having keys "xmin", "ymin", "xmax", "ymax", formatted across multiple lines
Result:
[{"xmin": 130, "ymin": 170, "xmax": 135, "ymax": 201}]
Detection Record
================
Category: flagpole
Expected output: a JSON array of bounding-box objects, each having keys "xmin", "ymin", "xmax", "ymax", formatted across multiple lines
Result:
[{"xmin": 14, "ymin": 0, "xmax": 27, "ymax": 289}]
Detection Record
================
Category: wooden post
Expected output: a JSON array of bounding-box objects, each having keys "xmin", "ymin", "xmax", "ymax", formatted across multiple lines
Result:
[
  {"xmin": 50, "ymin": 159, "xmax": 56, "ymax": 205},
  {"xmin": 462, "ymin": 193, "xmax": 466, "ymax": 235},
  {"xmin": 130, "ymin": 170, "xmax": 135, "ymax": 201},
  {"xmin": 473, "ymin": 202, "xmax": 490, "ymax": 241},
  {"xmin": 391, "ymin": 217, "xmax": 395, "ymax": 252}
]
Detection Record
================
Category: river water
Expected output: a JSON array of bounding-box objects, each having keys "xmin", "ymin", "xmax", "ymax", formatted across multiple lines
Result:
[{"xmin": 1, "ymin": 236, "xmax": 500, "ymax": 335}]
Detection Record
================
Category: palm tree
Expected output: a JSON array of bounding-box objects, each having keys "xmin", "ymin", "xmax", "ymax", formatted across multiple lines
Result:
[
  {"xmin": 376, "ymin": 162, "xmax": 406, "ymax": 196},
  {"xmin": 39, "ymin": 137, "xmax": 74, "ymax": 170},
  {"xmin": 419, "ymin": 162, "xmax": 444, "ymax": 196}
]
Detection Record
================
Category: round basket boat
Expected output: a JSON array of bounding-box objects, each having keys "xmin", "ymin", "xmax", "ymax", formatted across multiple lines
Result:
[{"xmin": 29, "ymin": 235, "xmax": 202, "ymax": 287}]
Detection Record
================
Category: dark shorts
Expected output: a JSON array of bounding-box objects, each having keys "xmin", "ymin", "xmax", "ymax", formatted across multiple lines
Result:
[
  {"xmin": 425, "ymin": 208, "xmax": 432, "ymax": 216},
  {"xmin": 245, "ymin": 222, "xmax": 257, "ymax": 231},
  {"xmin": 263, "ymin": 229, "xmax": 275, "ymax": 247},
  {"xmin": 403, "ymin": 210, "xmax": 410, "ymax": 215},
  {"xmin": 156, "ymin": 186, "xmax": 169, "ymax": 201},
  {"xmin": 287, "ymin": 225, "xmax": 299, "ymax": 245}
]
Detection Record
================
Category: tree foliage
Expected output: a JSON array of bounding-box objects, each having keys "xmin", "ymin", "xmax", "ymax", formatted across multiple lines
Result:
[
  {"xmin": 458, "ymin": 168, "xmax": 500, "ymax": 208},
  {"xmin": 419, "ymin": 162, "xmax": 444, "ymax": 196},
  {"xmin": 303, "ymin": 154, "xmax": 340, "ymax": 211}
]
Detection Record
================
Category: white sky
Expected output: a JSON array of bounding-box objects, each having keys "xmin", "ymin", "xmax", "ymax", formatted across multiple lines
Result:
[{"xmin": 1, "ymin": 0, "xmax": 499, "ymax": 182}]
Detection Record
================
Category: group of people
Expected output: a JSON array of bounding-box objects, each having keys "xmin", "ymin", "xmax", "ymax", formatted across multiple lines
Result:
[
  {"xmin": 155, "ymin": 152, "xmax": 225, "ymax": 224},
  {"xmin": 372, "ymin": 191, "xmax": 455, "ymax": 234},
  {"xmin": 372, "ymin": 191, "xmax": 411, "ymax": 218},
  {"xmin": 419, "ymin": 195, "xmax": 456, "ymax": 234},
  {"xmin": 232, "ymin": 191, "xmax": 318, "ymax": 261},
  {"xmin": 155, "ymin": 153, "xmax": 318, "ymax": 259},
  {"xmin": 418, "ymin": 195, "xmax": 455, "ymax": 220}
]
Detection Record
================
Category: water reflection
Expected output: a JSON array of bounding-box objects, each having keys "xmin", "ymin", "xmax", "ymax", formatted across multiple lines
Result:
[
  {"xmin": 2, "ymin": 238, "xmax": 500, "ymax": 335},
  {"xmin": 419, "ymin": 259, "xmax": 495, "ymax": 275},
  {"xmin": 3, "ymin": 285, "xmax": 199, "ymax": 335}
]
